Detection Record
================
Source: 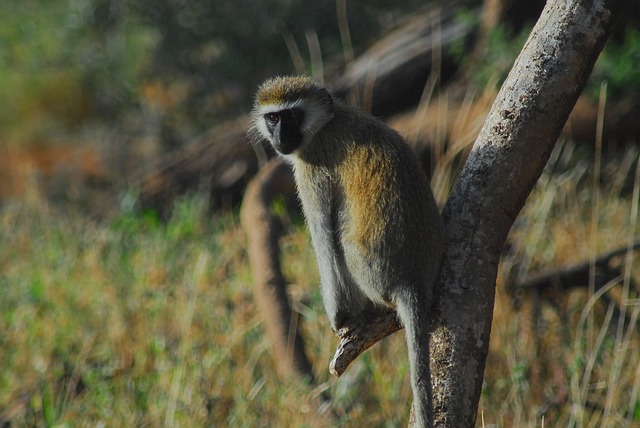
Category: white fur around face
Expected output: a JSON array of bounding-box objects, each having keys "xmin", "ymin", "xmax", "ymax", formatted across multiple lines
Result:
[
  {"xmin": 251, "ymin": 97, "xmax": 335, "ymax": 161},
  {"xmin": 251, "ymin": 100, "xmax": 305, "ymax": 141}
]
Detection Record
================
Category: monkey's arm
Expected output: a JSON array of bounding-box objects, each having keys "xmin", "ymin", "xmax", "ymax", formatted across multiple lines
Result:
[
  {"xmin": 307, "ymin": 217, "xmax": 345, "ymax": 331},
  {"xmin": 295, "ymin": 170, "xmax": 347, "ymax": 331}
]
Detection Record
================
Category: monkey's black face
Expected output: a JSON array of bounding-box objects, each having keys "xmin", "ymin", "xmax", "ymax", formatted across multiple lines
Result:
[{"xmin": 264, "ymin": 108, "xmax": 305, "ymax": 155}]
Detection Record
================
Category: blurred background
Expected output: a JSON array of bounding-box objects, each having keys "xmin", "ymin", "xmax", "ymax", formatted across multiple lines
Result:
[
  {"xmin": 0, "ymin": 0, "xmax": 433, "ymax": 213},
  {"xmin": 2, "ymin": 0, "xmax": 640, "ymax": 426},
  {"xmin": 1, "ymin": 0, "xmax": 639, "ymax": 213}
]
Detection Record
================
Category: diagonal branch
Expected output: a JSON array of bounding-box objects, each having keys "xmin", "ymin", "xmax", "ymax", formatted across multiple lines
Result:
[{"xmin": 423, "ymin": 1, "xmax": 623, "ymax": 425}]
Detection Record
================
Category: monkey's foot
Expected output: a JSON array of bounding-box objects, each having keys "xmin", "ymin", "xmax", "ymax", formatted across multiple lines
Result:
[{"xmin": 329, "ymin": 310, "xmax": 402, "ymax": 376}]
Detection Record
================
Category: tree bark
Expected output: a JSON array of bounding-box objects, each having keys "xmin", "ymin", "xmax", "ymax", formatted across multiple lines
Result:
[{"xmin": 429, "ymin": 0, "xmax": 622, "ymax": 425}]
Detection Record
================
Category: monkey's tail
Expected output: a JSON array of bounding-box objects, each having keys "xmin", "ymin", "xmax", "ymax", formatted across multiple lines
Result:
[{"xmin": 395, "ymin": 288, "xmax": 433, "ymax": 428}]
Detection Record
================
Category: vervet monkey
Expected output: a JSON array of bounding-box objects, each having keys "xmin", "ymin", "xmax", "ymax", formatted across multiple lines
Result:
[{"xmin": 250, "ymin": 76, "xmax": 445, "ymax": 427}]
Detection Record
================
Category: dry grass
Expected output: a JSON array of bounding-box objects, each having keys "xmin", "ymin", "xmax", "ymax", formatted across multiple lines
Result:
[
  {"xmin": 1, "ymin": 139, "xmax": 639, "ymax": 427},
  {"xmin": 481, "ymin": 141, "xmax": 640, "ymax": 427}
]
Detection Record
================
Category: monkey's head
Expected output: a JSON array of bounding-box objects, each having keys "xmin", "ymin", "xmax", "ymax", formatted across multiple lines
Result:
[{"xmin": 251, "ymin": 76, "xmax": 335, "ymax": 157}]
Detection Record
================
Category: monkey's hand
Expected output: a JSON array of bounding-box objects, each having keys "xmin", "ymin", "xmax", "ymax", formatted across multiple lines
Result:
[{"xmin": 329, "ymin": 309, "xmax": 402, "ymax": 377}]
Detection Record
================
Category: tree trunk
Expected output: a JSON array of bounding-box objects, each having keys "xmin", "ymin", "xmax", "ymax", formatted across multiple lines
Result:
[{"xmin": 429, "ymin": 0, "xmax": 623, "ymax": 425}]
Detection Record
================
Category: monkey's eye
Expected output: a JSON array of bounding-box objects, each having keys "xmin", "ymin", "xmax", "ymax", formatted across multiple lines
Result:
[{"xmin": 265, "ymin": 113, "xmax": 280, "ymax": 126}]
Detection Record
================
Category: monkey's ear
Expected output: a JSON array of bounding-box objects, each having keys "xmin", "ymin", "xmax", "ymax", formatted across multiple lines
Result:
[{"xmin": 317, "ymin": 87, "xmax": 335, "ymax": 111}]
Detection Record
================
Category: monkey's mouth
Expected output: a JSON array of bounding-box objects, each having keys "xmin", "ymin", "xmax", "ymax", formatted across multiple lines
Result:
[
  {"xmin": 273, "ymin": 139, "xmax": 298, "ymax": 155},
  {"xmin": 272, "ymin": 127, "xmax": 303, "ymax": 155}
]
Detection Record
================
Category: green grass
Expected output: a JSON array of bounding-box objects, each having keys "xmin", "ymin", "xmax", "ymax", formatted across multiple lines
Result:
[{"xmin": 1, "ymin": 144, "xmax": 639, "ymax": 427}]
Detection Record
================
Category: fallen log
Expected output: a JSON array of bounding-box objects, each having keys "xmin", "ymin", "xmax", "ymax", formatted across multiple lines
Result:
[{"xmin": 509, "ymin": 240, "xmax": 640, "ymax": 299}]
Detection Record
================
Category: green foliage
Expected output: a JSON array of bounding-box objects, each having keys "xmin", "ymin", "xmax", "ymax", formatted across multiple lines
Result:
[
  {"xmin": 446, "ymin": 8, "xmax": 480, "ymax": 66},
  {"xmin": 466, "ymin": 24, "xmax": 532, "ymax": 90},
  {"xmin": 0, "ymin": 0, "xmax": 155, "ymax": 142},
  {"xmin": 591, "ymin": 28, "xmax": 640, "ymax": 98},
  {"xmin": 461, "ymin": 23, "xmax": 640, "ymax": 99},
  {"xmin": 0, "ymin": 0, "xmax": 430, "ymax": 149}
]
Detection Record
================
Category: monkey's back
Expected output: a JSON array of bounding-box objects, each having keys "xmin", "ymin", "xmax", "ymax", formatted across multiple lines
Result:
[{"xmin": 299, "ymin": 104, "xmax": 444, "ymax": 305}]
